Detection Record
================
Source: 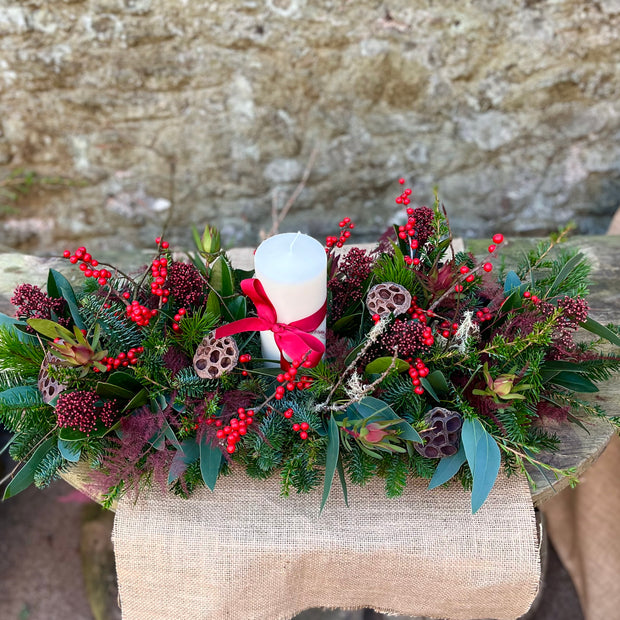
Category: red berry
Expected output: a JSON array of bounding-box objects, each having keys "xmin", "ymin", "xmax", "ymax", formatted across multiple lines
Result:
[
  {"xmin": 483, "ymin": 262, "xmax": 493, "ymax": 272},
  {"xmin": 292, "ymin": 423, "xmax": 300, "ymax": 432},
  {"xmin": 398, "ymin": 178, "xmax": 405, "ymax": 184},
  {"xmin": 63, "ymin": 250, "xmax": 71, "ymax": 258},
  {"xmin": 459, "ymin": 265, "xmax": 469, "ymax": 274},
  {"xmin": 300, "ymin": 422, "xmax": 310, "ymax": 431},
  {"xmin": 299, "ymin": 431, "xmax": 308, "ymax": 440},
  {"xmin": 226, "ymin": 445, "xmax": 236, "ymax": 454},
  {"xmin": 523, "ymin": 291, "xmax": 531, "ymax": 298},
  {"xmin": 492, "ymin": 233, "xmax": 504, "ymax": 244},
  {"xmin": 488, "ymin": 244, "xmax": 496, "ymax": 253}
]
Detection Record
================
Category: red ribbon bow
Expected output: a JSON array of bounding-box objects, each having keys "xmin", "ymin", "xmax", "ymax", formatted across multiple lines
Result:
[{"xmin": 214, "ymin": 279, "xmax": 326, "ymax": 368}]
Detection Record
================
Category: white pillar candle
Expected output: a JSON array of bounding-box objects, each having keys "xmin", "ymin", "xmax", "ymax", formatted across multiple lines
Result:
[{"xmin": 254, "ymin": 232, "xmax": 327, "ymax": 365}]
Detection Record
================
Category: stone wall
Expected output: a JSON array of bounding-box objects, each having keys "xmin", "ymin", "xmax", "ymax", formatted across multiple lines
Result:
[{"xmin": 1, "ymin": 0, "xmax": 619, "ymax": 255}]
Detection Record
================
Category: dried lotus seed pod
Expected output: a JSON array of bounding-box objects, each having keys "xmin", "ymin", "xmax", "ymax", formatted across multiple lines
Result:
[
  {"xmin": 193, "ymin": 333, "xmax": 239, "ymax": 379},
  {"xmin": 414, "ymin": 407, "xmax": 463, "ymax": 459},
  {"xmin": 38, "ymin": 352, "xmax": 67, "ymax": 404},
  {"xmin": 366, "ymin": 282, "xmax": 412, "ymax": 318}
]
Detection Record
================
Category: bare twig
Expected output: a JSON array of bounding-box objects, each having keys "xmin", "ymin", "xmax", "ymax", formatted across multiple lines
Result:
[{"xmin": 263, "ymin": 145, "xmax": 319, "ymax": 239}]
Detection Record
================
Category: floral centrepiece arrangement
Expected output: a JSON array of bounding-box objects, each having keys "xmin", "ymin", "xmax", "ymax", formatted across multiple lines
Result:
[{"xmin": 1, "ymin": 181, "xmax": 619, "ymax": 513}]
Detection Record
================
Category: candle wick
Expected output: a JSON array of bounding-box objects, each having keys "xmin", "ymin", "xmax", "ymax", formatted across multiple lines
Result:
[{"xmin": 289, "ymin": 231, "xmax": 301, "ymax": 253}]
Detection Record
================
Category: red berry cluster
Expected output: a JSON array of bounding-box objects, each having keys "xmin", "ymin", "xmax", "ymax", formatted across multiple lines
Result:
[
  {"xmin": 475, "ymin": 307, "xmax": 493, "ymax": 323},
  {"xmin": 101, "ymin": 347, "xmax": 144, "ymax": 371},
  {"xmin": 101, "ymin": 350, "xmax": 141, "ymax": 372},
  {"xmin": 213, "ymin": 408, "xmax": 254, "ymax": 454},
  {"xmin": 397, "ymin": 205, "xmax": 420, "ymax": 251},
  {"xmin": 155, "ymin": 236, "xmax": 170, "ymax": 250},
  {"xmin": 126, "ymin": 300, "xmax": 157, "ymax": 326},
  {"xmin": 172, "ymin": 307, "xmax": 186, "ymax": 332},
  {"xmin": 438, "ymin": 320, "xmax": 459, "ymax": 339},
  {"xmin": 523, "ymin": 291, "xmax": 540, "ymax": 303},
  {"xmin": 325, "ymin": 217, "xmax": 355, "ymax": 250},
  {"xmin": 151, "ymin": 256, "xmax": 170, "ymax": 303},
  {"xmin": 292, "ymin": 421, "xmax": 310, "ymax": 440},
  {"xmin": 408, "ymin": 358, "xmax": 429, "ymax": 395},
  {"xmin": 488, "ymin": 233, "xmax": 504, "ymax": 254},
  {"xmin": 63, "ymin": 247, "xmax": 111, "ymax": 286},
  {"xmin": 274, "ymin": 360, "xmax": 313, "ymax": 400},
  {"xmin": 458, "ymin": 264, "xmax": 477, "ymax": 283},
  {"xmin": 406, "ymin": 296, "xmax": 430, "ymax": 325},
  {"xmin": 238, "ymin": 353, "xmax": 252, "ymax": 376}
]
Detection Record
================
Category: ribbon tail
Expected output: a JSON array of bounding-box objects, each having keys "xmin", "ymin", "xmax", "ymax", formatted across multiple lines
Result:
[{"xmin": 274, "ymin": 330, "xmax": 325, "ymax": 368}]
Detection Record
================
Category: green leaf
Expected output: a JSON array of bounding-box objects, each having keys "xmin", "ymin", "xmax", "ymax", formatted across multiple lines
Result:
[
  {"xmin": 428, "ymin": 442, "xmax": 466, "ymax": 489},
  {"xmin": 58, "ymin": 438, "xmax": 81, "ymax": 462},
  {"xmin": 3, "ymin": 436, "xmax": 56, "ymax": 499},
  {"xmin": 504, "ymin": 271, "xmax": 521, "ymax": 293},
  {"xmin": 106, "ymin": 371, "xmax": 145, "ymax": 392},
  {"xmin": 210, "ymin": 256, "xmax": 235, "ymax": 297},
  {"xmin": 122, "ymin": 388, "xmax": 149, "ymax": 412},
  {"xmin": 579, "ymin": 317, "xmax": 620, "ymax": 346},
  {"xmin": 547, "ymin": 253, "xmax": 584, "ymax": 296},
  {"xmin": 549, "ymin": 371, "xmax": 599, "ymax": 393},
  {"xmin": 95, "ymin": 382, "xmax": 134, "ymax": 400},
  {"xmin": 225, "ymin": 296, "xmax": 247, "ymax": 321},
  {"xmin": 461, "ymin": 417, "xmax": 501, "ymax": 513},
  {"xmin": 47, "ymin": 269, "xmax": 85, "ymax": 330},
  {"xmin": 364, "ymin": 356, "xmax": 410, "ymax": 375},
  {"xmin": 320, "ymin": 414, "xmax": 340, "ymax": 514},
  {"xmin": 426, "ymin": 370, "xmax": 450, "ymax": 394},
  {"xmin": 199, "ymin": 438, "xmax": 222, "ymax": 491},
  {"xmin": 58, "ymin": 420, "xmax": 119, "ymax": 441},
  {"xmin": 420, "ymin": 377, "xmax": 440, "ymax": 402},
  {"xmin": 26, "ymin": 318, "xmax": 75, "ymax": 342},
  {"xmin": 205, "ymin": 291, "xmax": 221, "ymax": 318},
  {"xmin": 332, "ymin": 313, "xmax": 363, "ymax": 335}
]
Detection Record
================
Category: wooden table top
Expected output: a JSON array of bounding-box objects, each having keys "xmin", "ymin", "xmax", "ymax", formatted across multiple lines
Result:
[{"xmin": 1, "ymin": 235, "xmax": 618, "ymax": 506}]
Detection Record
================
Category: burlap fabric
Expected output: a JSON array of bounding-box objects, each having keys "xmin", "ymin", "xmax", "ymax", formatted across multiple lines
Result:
[
  {"xmin": 542, "ymin": 433, "xmax": 620, "ymax": 620},
  {"xmin": 111, "ymin": 471, "xmax": 540, "ymax": 620}
]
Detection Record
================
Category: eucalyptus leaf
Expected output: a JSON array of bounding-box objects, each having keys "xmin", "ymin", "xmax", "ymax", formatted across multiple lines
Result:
[
  {"xmin": 320, "ymin": 414, "xmax": 340, "ymax": 514},
  {"xmin": 58, "ymin": 438, "xmax": 81, "ymax": 462},
  {"xmin": 336, "ymin": 456, "xmax": 349, "ymax": 508},
  {"xmin": 168, "ymin": 439, "xmax": 200, "ymax": 485},
  {"xmin": 0, "ymin": 313, "xmax": 38, "ymax": 344},
  {"xmin": 2, "ymin": 436, "xmax": 56, "ymax": 499},
  {"xmin": 461, "ymin": 417, "xmax": 501, "ymax": 513},
  {"xmin": 428, "ymin": 442, "xmax": 466, "ymax": 489},
  {"xmin": 199, "ymin": 439, "xmax": 222, "ymax": 491},
  {"xmin": 503, "ymin": 270, "xmax": 521, "ymax": 293}
]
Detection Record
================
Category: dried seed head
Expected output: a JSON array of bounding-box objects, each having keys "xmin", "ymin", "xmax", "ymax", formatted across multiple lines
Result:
[
  {"xmin": 366, "ymin": 282, "xmax": 412, "ymax": 318},
  {"xmin": 193, "ymin": 333, "xmax": 239, "ymax": 379}
]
